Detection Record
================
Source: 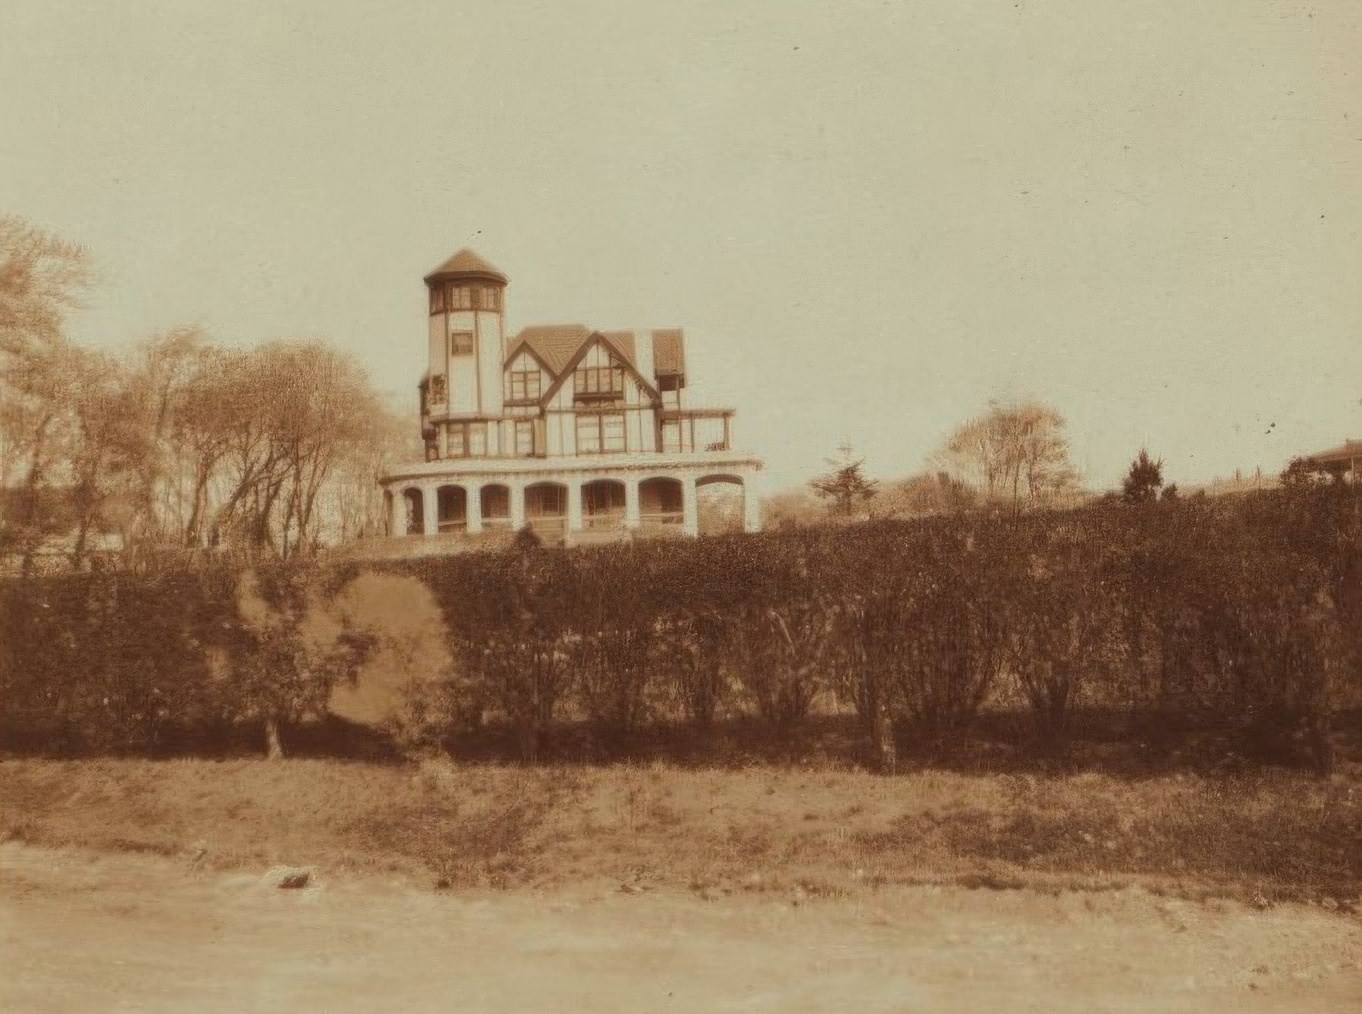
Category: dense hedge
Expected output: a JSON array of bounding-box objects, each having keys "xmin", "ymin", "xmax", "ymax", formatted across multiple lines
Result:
[{"xmin": 3, "ymin": 486, "xmax": 1359, "ymax": 768}]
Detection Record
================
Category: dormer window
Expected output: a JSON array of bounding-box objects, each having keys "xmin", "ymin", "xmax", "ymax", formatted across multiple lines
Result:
[
  {"xmin": 575, "ymin": 363, "xmax": 624, "ymax": 401},
  {"xmin": 508, "ymin": 369, "xmax": 541, "ymax": 402}
]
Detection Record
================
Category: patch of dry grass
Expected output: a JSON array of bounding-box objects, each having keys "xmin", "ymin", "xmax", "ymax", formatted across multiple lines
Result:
[{"xmin": 2, "ymin": 759, "xmax": 1358, "ymax": 907}]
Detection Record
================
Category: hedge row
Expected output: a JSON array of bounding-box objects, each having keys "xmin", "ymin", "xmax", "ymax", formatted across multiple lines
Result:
[{"xmin": 3, "ymin": 486, "xmax": 1359, "ymax": 768}]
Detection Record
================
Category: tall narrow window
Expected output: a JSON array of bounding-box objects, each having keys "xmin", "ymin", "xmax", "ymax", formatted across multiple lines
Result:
[
  {"xmin": 602, "ymin": 413, "xmax": 626, "ymax": 452},
  {"xmin": 447, "ymin": 423, "xmax": 467, "ymax": 458},
  {"xmin": 576, "ymin": 415, "xmax": 601, "ymax": 454},
  {"xmin": 661, "ymin": 420, "xmax": 682, "ymax": 453},
  {"xmin": 515, "ymin": 419, "xmax": 536, "ymax": 456}
]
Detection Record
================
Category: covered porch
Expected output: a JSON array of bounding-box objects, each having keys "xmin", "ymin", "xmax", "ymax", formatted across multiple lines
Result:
[{"xmin": 386, "ymin": 455, "xmax": 763, "ymax": 544}]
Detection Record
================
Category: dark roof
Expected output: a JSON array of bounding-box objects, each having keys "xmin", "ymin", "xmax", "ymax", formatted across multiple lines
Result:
[
  {"xmin": 1306, "ymin": 439, "xmax": 1362, "ymax": 465},
  {"xmin": 652, "ymin": 329, "xmax": 685, "ymax": 377},
  {"xmin": 506, "ymin": 324, "xmax": 685, "ymax": 393},
  {"xmin": 424, "ymin": 248, "xmax": 508, "ymax": 286},
  {"xmin": 509, "ymin": 324, "xmax": 592, "ymax": 375}
]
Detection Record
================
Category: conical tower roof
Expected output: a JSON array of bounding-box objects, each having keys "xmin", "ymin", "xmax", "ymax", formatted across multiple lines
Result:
[{"xmin": 424, "ymin": 248, "xmax": 508, "ymax": 285}]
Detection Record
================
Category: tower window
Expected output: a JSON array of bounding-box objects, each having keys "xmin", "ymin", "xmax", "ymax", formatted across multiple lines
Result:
[
  {"xmin": 449, "ymin": 331, "xmax": 474, "ymax": 356},
  {"xmin": 447, "ymin": 286, "xmax": 472, "ymax": 310},
  {"xmin": 475, "ymin": 287, "xmax": 501, "ymax": 311},
  {"xmin": 429, "ymin": 287, "xmax": 446, "ymax": 314}
]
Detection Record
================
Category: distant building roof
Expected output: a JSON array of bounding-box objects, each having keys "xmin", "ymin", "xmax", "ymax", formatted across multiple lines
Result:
[
  {"xmin": 1305, "ymin": 439, "xmax": 1362, "ymax": 466},
  {"xmin": 424, "ymin": 248, "xmax": 509, "ymax": 286}
]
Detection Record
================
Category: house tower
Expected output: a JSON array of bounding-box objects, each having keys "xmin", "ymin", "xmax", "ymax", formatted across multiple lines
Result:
[{"xmin": 424, "ymin": 249, "xmax": 507, "ymax": 422}]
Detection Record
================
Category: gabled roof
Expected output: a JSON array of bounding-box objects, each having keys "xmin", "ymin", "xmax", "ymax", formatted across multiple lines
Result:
[
  {"xmin": 599, "ymin": 330, "xmax": 637, "ymax": 366},
  {"xmin": 504, "ymin": 324, "xmax": 681, "ymax": 402},
  {"xmin": 539, "ymin": 331, "xmax": 660, "ymax": 406},
  {"xmin": 424, "ymin": 248, "xmax": 508, "ymax": 286},
  {"xmin": 507, "ymin": 324, "xmax": 592, "ymax": 375}
]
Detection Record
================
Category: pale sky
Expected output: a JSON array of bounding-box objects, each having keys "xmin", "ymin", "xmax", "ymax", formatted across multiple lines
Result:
[{"xmin": 3, "ymin": 1, "xmax": 1360, "ymax": 496}]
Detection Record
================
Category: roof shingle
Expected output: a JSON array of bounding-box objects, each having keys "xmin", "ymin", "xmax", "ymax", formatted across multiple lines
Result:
[
  {"xmin": 652, "ymin": 329, "xmax": 685, "ymax": 377},
  {"xmin": 424, "ymin": 248, "xmax": 508, "ymax": 285},
  {"xmin": 510, "ymin": 324, "xmax": 591, "ymax": 375}
]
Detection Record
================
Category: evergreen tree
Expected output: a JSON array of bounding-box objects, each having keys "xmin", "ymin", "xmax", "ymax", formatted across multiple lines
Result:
[
  {"xmin": 810, "ymin": 442, "xmax": 879, "ymax": 518},
  {"xmin": 1122, "ymin": 449, "xmax": 1164, "ymax": 504}
]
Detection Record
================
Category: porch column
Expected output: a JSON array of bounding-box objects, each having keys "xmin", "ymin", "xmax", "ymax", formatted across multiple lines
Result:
[
  {"xmin": 624, "ymin": 478, "xmax": 641, "ymax": 530},
  {"xmin": 466, "ymin": 482, "xmax": 484, "ymax": 535},
  {"xmin": 509, "ymin": 481, "xmax": 526, "ymax": 531},
  {"xmin": 567, "ymin": 480, "xmax": 583, "ymax": 535},
  {"xmin": 742, "ymin": 479, "xmax": 761, "ymax": 533},
  {"xmin": 681, "ymin": 477, "xmax": 699, "ymax": 537},
  {"xmin": 421, "ymin": 486, "xmax": 438, "ymax": 536},
  {"xmin": 388, "ymin": 489, "xmax": 402, "ymax": 537}
]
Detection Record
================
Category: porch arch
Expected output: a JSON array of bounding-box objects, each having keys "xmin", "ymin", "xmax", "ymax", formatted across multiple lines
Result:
[
  {"xmin": 524, "ymin": 481, "xmax": 568, "ymax": 541},
  {"xmin": 401, "ymin": 487, "xmax": 424, "ymax": 537},
  {"xmin": 581, "ymin": 478, "xmax": 626, "ymax": 530},
  {"xmin": 436, "ymin": 484, "xmax": 467, "ymax": 533},
  {"xmin": 694, "ymin": 474, "xmax": 746, "ymax": 536},
  {"xmin": 638, "ymin": 476, "xmax": 684, "ymax": 531}
]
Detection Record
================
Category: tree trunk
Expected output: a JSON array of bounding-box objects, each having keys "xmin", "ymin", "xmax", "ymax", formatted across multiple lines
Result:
[{"xmin": 265, "ymin": 717, "xmax": 284, "ymax": 759}]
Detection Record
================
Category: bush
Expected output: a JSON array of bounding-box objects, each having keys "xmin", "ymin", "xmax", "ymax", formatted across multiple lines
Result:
[{"xmin": 4, "ymin": 484, "xmax": 1358, "ymax": 771}]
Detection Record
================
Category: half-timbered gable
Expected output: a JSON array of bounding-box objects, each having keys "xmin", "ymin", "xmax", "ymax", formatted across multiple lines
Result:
[{"xmin": 384, "ymin": 249, "xmax": 763, "ymax": 545}]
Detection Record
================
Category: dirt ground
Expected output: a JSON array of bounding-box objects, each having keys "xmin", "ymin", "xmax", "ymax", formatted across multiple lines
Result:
[{"xmin": 3, "ymin": 843, "xmax": 1359, "ymax": 1013}]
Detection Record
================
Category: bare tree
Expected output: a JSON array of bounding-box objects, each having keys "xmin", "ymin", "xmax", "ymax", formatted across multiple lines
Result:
[
  {"xmin": 0, "ymin": 217, "xmax": 92, "ymax": 570},
  {"xmin": 934, "ymin": 400, "xmax": 1079, "ymax": 512}
]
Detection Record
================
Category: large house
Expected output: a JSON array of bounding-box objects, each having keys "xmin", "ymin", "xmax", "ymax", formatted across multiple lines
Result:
[{"xmin": 380, "ymin": 250, "xmax": 763, "ymax": 545}]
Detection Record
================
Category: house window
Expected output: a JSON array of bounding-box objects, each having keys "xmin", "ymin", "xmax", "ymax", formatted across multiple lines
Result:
[
  {"xmin": 449, "ymin": 331, "xmax": 474, "ymax": 356},
  {"xmin": 444, "ymin": 421, "xmax": 487, "ymax": 458},
  {"xmin": 509, "ymin": 370, "xmax": 541, "ymax": 402},
  {"xmin": 514, "ymin": 419, "xmax": 536, "ymax": 456},
  {"xmin": 602, "ymin": 413, "xmax": 625, "ymax": 452},
  {"xmin": 575, "ymin": 364, "xmax": 624, "ymax": 401},
  {"xmin": 576, "ymin": 412, "xmax": 626, "ymax": 454},
  {"xmin": 429, "ymin": 286, "xmax": 446, "ymax": 314},
  {"xmin": 447, "ymin": 286, "xmax": 472, "ymax": 310},
  {"xmin": 475, "ymin": 287, "xmax": 501, "ymax": 311},
  {"xmin": 661, "ymin": 419, "xmax": 682, "ymax": 453}
]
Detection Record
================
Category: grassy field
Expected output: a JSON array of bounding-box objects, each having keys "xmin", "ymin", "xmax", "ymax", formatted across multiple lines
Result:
[{"xmin": 3, "ymin": 758, "xmax": 1359, "ymax": 908}]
